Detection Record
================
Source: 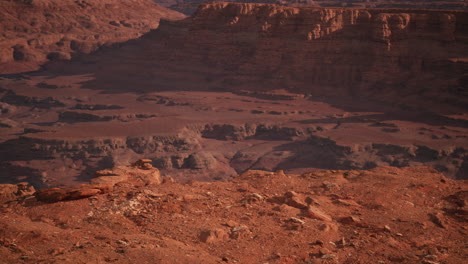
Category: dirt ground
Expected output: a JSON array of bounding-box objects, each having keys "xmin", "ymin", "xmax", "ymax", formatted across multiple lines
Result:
[{"xmin": 0, "ymin": 163, "xmax": 467, "ymax": 264}]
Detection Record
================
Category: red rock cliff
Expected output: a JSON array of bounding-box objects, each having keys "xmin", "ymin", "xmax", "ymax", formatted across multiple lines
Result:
[{"xmin": 155, "ymin": 2, "xmax": 467, "ymax": 109}]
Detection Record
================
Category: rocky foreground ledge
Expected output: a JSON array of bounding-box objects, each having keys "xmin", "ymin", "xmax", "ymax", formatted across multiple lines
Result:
[{"xmin": 0, "ymin": 161, "xmax": 466, "ymax": 263}]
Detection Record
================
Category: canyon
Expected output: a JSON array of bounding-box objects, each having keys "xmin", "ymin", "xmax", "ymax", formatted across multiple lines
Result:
[
  {"xmin": 160, "ymin": 1, "xmax": 468, "ymax": 15},
  {"xmin": 1, "ymin": 2, "xmax": 467, "ymax": 188},
  {"xmin": 0, "ymin": 1, "xmax": 467, "ymax": 263}
]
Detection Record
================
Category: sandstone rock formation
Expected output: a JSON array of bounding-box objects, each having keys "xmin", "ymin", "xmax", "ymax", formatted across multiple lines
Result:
[
  {"xmin": 0, "ymin": 2, "xmax": 466, "ymax": 188},
  {"xmin": 182, "ymin": 2, "xmax": 467, "ymax": 110},
  {"xmin": 35, "ymin": 159, "xmax": 161, "ymax": 202},
  {"xmin": 162, "ymin": 0, "xmax": 468, "ymax": 15},
  {"xmin": 0, "ymin": 77, "xmax": 466, "ymax": 187},
  {"xmin": 0, "ymin": 0, "xmax": 185, "ymax": 73},
  {"xmin": 37, "ymin": 2, "xmax": 466, "ymax": 111},
  {"xmin": 0, "ymin": 182, "xmax": 35, "ymax": 203}
]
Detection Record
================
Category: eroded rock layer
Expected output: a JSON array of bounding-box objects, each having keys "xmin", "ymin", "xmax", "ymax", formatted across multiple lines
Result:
[
  {"xmin": 0, "ymin": 0, "xmax": 185, "ymax": 73},
  {"xmin": 162, "ymin": 1, "xmax": 468, "ymax": 16},
  {"xmin": 0, "ymin": 2, "xmax": 467, "ymax": 187},
  {"xmin": 40, "ymin": 2, "xmax": 468, "ymax": 110},
  {"xmin": 183, "ymin": 2, "xmax": 468, "ymax": 109}
]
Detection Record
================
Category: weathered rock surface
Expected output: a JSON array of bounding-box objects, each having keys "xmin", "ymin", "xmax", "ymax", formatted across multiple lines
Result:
[
  {"xmin": 0, "ymin": 2, "xmax": 466, "ymax": 188},
  {"xmin": 0, "ymin": 0, "xmax": 185, "ymax": 73},
  {"xmin": 33, "ymin": 2, "xmax": 467, "ymax": 111},
  {"xmin": 182, "ymin": 2, "xmax": 467, "ymax": 109},
  {"xmin": 162, "ymin": 0, "xmax": 468, "ymax": 16},
  {"xmin": 0, "ymin": 166, "xmax": 466, "ymax": 263},
  {"xmin": 0, "ymin": 182, "xmax": 35, "ymax": 203},
  {"xmin": 35, "ymin": 159, "xmax": 161, "ymax": 202}
]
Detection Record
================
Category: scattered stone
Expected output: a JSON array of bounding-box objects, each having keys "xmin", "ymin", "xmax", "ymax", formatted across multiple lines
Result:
[
  {"xmin": 313, "ymin": 240, "xmax": 324, "ymax": 246},
  {"xmin": 284, "ymin": 191, "xmax": 308, "ymax": 209},
  {"xmin": 336, "ymin": 237, "xmax": 346, "ymax": 247},
  {"xmin": 200, "ymin": 228, "xmax": 229, "ymax": 243},
  {"xmin": 319, "ymin": 248, "xmax": 331, "ymax": 255},
  {"xmin": 335, "ymin": 199, "xmax": 361, "ymax": 207},
  {"xmin": 422, "ymin": 261, "xmax": 440, "ymax": 264},
  {"xmin": 230, "ymin": 225, "xmax": 250, "ymax": 239},
  {"xmin": 289, "ymin": 217, "xmax": 305, "ymax": 225},
  {"xmin": 49, "ymin": 248, "xmax": 65, "ymax": 256},
  {"xmin": 424, "ymin": 255, "xmax": 438, "ymax": 260},
  {"xmin": 321, "ymin": 254, "xmax": 336, "ymax": 259},
  {"xmin": 318, "ymin": 223, "xmax": 338, "ymax": 232},
  {"xmin": 224, "ymin": 220, "xmax": 239, "ymax": 227},
  {"xmin": 273, "ymin": 204, "xmax": 301, "ymax": 216},
  {"xmin": 116, "ymin": 239, "xmax": 129, "ymax": 246},
  {"xmin": 429, "ymin": 212, "xmax": 446, "ymax": 228},
  {"xmin": 251, "ymin": 193, "xmax": 264, "ymax": 200},
  {"xmin": 242, "ymin": 193, "xmax": 264, "ymax": 203},
  {"xmin": 304, "ymin": 206, "xmax": 332, "ymax": 222},
  {"xmin": 0, "ymin": 183, "xmax": 35, "ymax": 203}
]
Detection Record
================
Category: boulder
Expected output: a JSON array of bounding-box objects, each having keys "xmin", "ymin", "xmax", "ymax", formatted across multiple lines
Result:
[
  {"xmin": 35, "ymin": 185, "xmax": 105, "ymax": 203},
  {"xmin": 304, "ymin": 206, "xmax": 333, "ymax": 222},
  {"xmin": 200, "ymin": 228, "xmax": 229, "ymax": 243},
  {"xmin": 0, "ymin": 182, "xmax": 35, "ymax": 203}
]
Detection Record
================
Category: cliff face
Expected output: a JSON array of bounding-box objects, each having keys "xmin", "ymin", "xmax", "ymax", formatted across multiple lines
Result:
[
  {"xmin": 154, "ymin": 2, "xmax": 467, "ymax": 109},
  {"xmin": 1, "ymin": 2, "xmax": 466, "ymax": 188},
  {"xmin": 191, "ymin": 2, "xmax": 464, "ymax": 43},
  {"xmin": 161, "ymin": 1, "xmax": 468, "ymax": 16},
  {"xmin": 188, "ymin": 3, "xmax": 466, "ymax": 104},
  {"xmin": 0, "ymin": 0, "xmax": 185, "ymax": 73}
]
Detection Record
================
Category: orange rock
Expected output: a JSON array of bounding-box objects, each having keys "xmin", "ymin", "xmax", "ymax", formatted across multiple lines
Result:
[
  {"xmin": 200, "ymin": 228, "xmax": 229, "ymax": 243},
  {"xmin": 304, "ymin": 206, "xmax": 332, "ymax": 222},
  {"xmin": 0, "ymin": 183, "xmax": 35, "ymax": 203}
]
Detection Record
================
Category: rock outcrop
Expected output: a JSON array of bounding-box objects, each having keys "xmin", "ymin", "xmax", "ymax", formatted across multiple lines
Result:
[
  {"xmin": 0, "ymin": 182, "xmax": 35, "ymax": 203},
  {"xmin": 0, "ymin": 2, "xmax": 466, "ymax": 188},
  {"xmin": 161, "ymin": 0, "xmax": 468, "ymax": 16},
  {"xmin": 183, "ymin": 2, "xmax": 467, "ymax": 109},
  {"xmin": 35, "ymin": 159, "xmax": 161, "ymax": 202},
  {"xmin": 0, "ymin": 165, "xmax": 466, "ymax": 263},
  {"xmin": 40, "ymin": 2, "xmax": 466, "ymax": 110}
]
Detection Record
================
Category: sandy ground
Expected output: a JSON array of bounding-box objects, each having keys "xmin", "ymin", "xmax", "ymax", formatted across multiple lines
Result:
[{"xmin": 0, "ymin": 163, "xmax": 466, "ymax": 264}]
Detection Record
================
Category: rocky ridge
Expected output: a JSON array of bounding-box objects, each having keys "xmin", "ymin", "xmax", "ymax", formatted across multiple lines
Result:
[
  {"xmin": 0, "ymin": 162, "xmax": 466, "ymax": 263},
  {"xmin": 1, "ymin": 77, "xmax": 467, "ymax": 188},
  {"xmin": 0, "ymin": 0, "xmax": 185, "ymax": 73}
]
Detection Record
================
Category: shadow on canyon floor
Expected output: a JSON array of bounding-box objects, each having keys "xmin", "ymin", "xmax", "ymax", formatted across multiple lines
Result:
[
  {"xmin": 297, "ymin": 112, "xmax": 468, "ymax": 129},
  {"xmin": 0, "ymin": 163, "xmax": 45, "ymax": 188}
]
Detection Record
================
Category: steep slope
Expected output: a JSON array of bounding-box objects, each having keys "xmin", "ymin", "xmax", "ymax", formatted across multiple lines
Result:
[
  {"xmin": 0, "ymin": 163, "xmax": 466, "ymax": 263},
  {"xmin": 0, "ymin": 0, "xmax": 185, "ymax": 73},
  {"xmin": 43, "ymin": 2, "xmax": 468, "ymax": 111},
  {"xmin": 185, "ymin": 2, "xmax": 468, "ymax": 110},
  {"xmin": 161, "ymin": 0, "xmax": 468, "ymax": 15}
]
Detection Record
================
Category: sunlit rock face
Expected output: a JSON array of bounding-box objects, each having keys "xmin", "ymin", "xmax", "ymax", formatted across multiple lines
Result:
[{"xmin": 182, "ymin": 2, "xmax": 467, "ymax": 108}]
